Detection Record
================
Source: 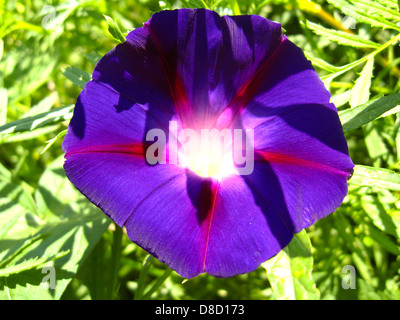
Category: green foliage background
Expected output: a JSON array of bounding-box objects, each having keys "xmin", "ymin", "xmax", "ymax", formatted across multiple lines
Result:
[{"xmin": 0, "ymin": 0, "xmax": 400, "ymax": 300}]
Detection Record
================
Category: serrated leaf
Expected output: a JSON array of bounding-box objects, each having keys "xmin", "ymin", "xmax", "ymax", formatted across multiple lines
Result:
[
  {"xmin": 0, "ymin": 251, "xmax": 70, "ymax": 277},
  {"xmin": 62, "ymin": 66, "xmax": 91, "ymax": 89},
  {"xmin": 349, "ymin": 165, "xmax": 400, "ymax": 191},
  {"xmin": 326, "ymin": 0, "xmax": 400, "ymax": 31},
  {"xmin": 376, "ymin": 0, "xmax": 399, "ymax": 11},
  {"xmin": 350, "ymin": 57, "xmax": 374, "ymax": 108},
  {"xmin": 305, "ymin": 20, "xmax": 379, "ymax": 48},
  {"xmin": 339, "ymin": 93, "xmax": 400, "ymax": 132},
  {"xmin": 305, "ymin": 51, "xmax": 342, "ymax": 73},
  {"xmin": 104, "ymin": 15, "xmax": 126, "ymax": 44},
  {"xmin": 0, "ymin": 156, "xmax": 109, "ymax": 300},
  {"xmin": 262, "ymin": 230, "xmax": 320, "ymax": 300},
  {"xmin": 349, "ymin": 0, "xmax": 400, "ymax": 22},
  {"xmin": 0, "ymin": 104, "xmax": 73, "ymax": 135}
]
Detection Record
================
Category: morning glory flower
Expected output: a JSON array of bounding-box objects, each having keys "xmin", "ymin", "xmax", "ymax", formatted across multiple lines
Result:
[{"xmin": 62, "ymin": 8, "xmax": 354, "ymax": 278}]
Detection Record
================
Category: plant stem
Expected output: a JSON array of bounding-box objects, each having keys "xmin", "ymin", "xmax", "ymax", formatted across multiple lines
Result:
[
  {"xmin": 108, "ymin": 225, "xmax": 123, "ymax": 299},
  {"xmin": 142, "ymin": 268, "xmax": 173, "ymax": 299},
  {"xmin": 134, "ymin": 255, "xmax": 153, "ymax": 300}
]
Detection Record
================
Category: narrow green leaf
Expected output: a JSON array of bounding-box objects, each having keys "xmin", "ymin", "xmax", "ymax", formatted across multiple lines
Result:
[
  {"xmin": 262, "ymin": 230, "xmax": 320, "ymax": 300},
  {"xmin": 361, "ymin": 194, "xmax": 400, "ymax": 238},
  {"xmin": 339, "ymin": 93, "xmax": 400, "ymax": 132},
  {"xmin": 104, "ymin": 15, "xmax": 126, "ymax": 44},
  {"xmin": 4, "ymin": 42, "xmax": 58, "ymax": 103},
  {"xmin": 0, "ymin": 39, "xmax": 3, "ymax": 61},
  {"xmin": 0, "ymin": 251, "xmax": 70, "ymax": 277},
  {"xmin": 350, "ymin": 57, "xmax": 374, "ymax": 108},
  {"xmin": 0, "ymin": 211, "xmax": 22, "ymax": 241},
  {"xmin": 0, "ymin": 156, "xmax": 109, "ymax": 300},
  {"xmin": 134, "ymin": 255, "xmax": 154, "ymax": 300},
  {"xmin": 0, "ymin": 125, "xmax": 61, "ymax": 144},
  {"xmin": 62, "ymin": 66, "xmax": 91, "ymax": 89},
  {"xmin": 305, "ymin": 51, "xmax": 342, "ymax": 73},
  {"xmin": 321, "ymin": 32, "xmax": 400, "ymax": 85},
  {"xmin": 349, "ymin": 0, "xmax": 400, "ymax": 22},
  {"xmin": 376, "ymin": 0, "xmax": 399, "ymax": 11},
  {"xmin": 327, "ymin": 0, "xmax": 400, "ymax": 31},
  {"xmin": 331, "ymin": 90, "xmax": 352, "ymax": 108},
  {"xmin": 367, "ymin": 224, "xmax": 400, "ymax": 256},
  {"xmin": 305, "ymin": 20, "xmax": 380, "ymax": 48},
  {"xmin": 86, "ymin": 52, "xmax": 102, "ymax": 65},
  {"xmin": 40, "ymin": 129, "xmax": 67, "ymax": 154},
  {"xmin": 0, "ymin": 104, "xmax": 74, "ymax": 135},
  {"xmin": 349, "ymin": 165, "xmax": 400, "ymax": 191},
  {"xmin": 23, "ymin": 93, "xmax": 58, "ymax": 118},
  {"xmin": 0, "ymin": 88, "xmax": 7, "ymax": 126}
]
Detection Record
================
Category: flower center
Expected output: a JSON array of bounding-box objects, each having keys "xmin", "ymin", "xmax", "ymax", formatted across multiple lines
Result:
[{"xmin": 178, "ymin": 129, "xmax": 237, "ymax": 180}]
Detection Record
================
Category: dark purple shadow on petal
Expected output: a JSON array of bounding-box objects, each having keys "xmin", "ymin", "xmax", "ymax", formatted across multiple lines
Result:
[
  {"xmin": 185, "ymin": 171, "xmax": 215, "ymax": 224},
  {"xmin": 230, "ymin": 116, "xmax": 296, "ymax": 238},
  {"xmin": 192, "ymin": 10, "xmax": 211, "ymax": 126},
  {"xmin": 226, "ymin": 15, "xmax": 256, "ymax": 63},
  {"xmin": 242, "ymin": 161, "xmax": 298, "ymax": 234},
  {"xmin": 69, "ymin": 95, "xmax": 86, "ymax": 140},
  {"xmin": 250, "ymin": 103, "xmax": 350, "ymax": 155}
]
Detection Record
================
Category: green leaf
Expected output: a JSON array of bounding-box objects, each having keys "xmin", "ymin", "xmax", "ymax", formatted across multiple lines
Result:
[
  {"xmin": 327, "ymin": 0, "xmax": 400, "ymax": 31},
  {"xmin": 40, "ymin": 129, "xmax": 67, "ymax": 154},
  {"xmin": 0, "ymin": 104, "xmax": 74, "ymax": 135},
  {"xmin": 339, "ymin": 93, "xmax": 400, "ymax": 132},
  {"xmin": 305, "ymin": 52, "xmax": 341, "ymax": 73},
  {"xmin": 321, "ymin": 32, "xmax": 400, "ymax": 86},
  {"xmin": 23, "ymin": 93, "xmax": 58, "ymax": 118},
  {"xmin": 360, "ymin": 194, "xmax": 400, "ymax": 238},
  {"xmin": 349, "ymin": 0, "xmax": 400, "ymax": 22},
  {"xmin": 85, "ymin": 52, "xmax": 102, "ymax": 65},
  {"xmin": 104, "ymin": 15, "xmax": 126, "ymax": 44},
  {"xmin": 304, "ymin": 20, "xmax": 380, "ymax": 48},
  {"xmin": 262, "ymin": 230, "xmax": 320, "ymax": 300},
  {"xmin": 0, "ymin": 88, "xmax": 7, "ymax": 126},
  {"xmin": 2, "ymin": 42, "xmax": 58, "ymax": 103},
  {"xmin": 367, "ymin": 224, "xmax": 400, "ymax": 256},
  {"xmin": 62, "ymin": 66, "xmax": 91, "ymax": 89},
  {"xmin": 349, "ymin": 165, "xmax": 400, "ymax": 191},
  {"xmin": 0, "ymin": 251, "xmax": 70, "ymax": 277},
  {"xmin": 0, "ymin": 39, "xmax": 3, "ymax": 62},
  {"xmin": 350, "ymin": 57, "xmax": 374, "ymax": 108},
  {"xmin": 0, "ymin": 156, "xmax": 109, "ymax": 300}
]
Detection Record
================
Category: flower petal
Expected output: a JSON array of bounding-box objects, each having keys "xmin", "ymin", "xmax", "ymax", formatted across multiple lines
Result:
[
  {"xmin": 203, "ymin": 175, "xmax": 293, "ymax": 277},
  {"xmin": 64, "ymin": 152, "xmax": 185, "ymax": 227},
  {"xmin": 92, "ymin": 27, "xmax": 176, "ymax": 119},
  {"xmin": 245, "ymin": 158, "xmax": 351, "ymax": 234},
  {"xmin": 62, "ymin": 80, "xmax": 172, "ymax": 155},
  {"xmin": 248, "ymin": 104, "xmax": 354, "ymax": 171},
  {"xmin": 239, "ymin": 38, "xmax": 335, "ymax": 129},
  {"xmin": 123, "ymin": 172, "xmax": 219, "ymax": 278},
  {"xmin": 143, "ymin": 9, "xmax": 283, "ymax": 126}
]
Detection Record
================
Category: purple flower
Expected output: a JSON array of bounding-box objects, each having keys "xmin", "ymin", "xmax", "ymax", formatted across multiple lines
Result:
[{"xmin": 62, "ymin": 8, "xmax": 354, "ymax": 278}]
